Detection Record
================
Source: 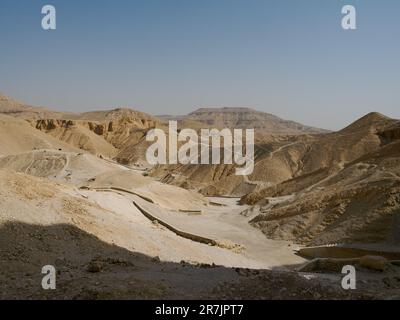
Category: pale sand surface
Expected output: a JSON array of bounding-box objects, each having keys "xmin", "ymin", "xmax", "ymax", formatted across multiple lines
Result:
[{"xmin": 81, "ymin": 188, "xmax": 306, "ymax": 269}]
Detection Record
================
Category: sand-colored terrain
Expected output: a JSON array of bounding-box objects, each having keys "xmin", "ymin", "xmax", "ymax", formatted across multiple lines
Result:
[
  {"xmin": 1, "ymin": 93, "xmax": 399, "ymax": 299},
  {"xmin": 152, "ymin": 112, "xmax": 398, "ymax": 198},
  {"xmin": 0, "ymin": 93, "xmax": 67, "ymax": 119},
  {"xmin": 33, "ymin": 119, "xmax": 118, "ymax": 158},
  {"xmin": 0, "ymin": 114, "xmax": 78, "ymax": 157},
  {"xmin": 1, "ymin": 169, "xmax": 398, "ymax": 299},
  {"xmin": 177, "ymin": 107, "xmax": 328, "ymax": 133},
  {"xmin": 242, "ymin": 121, "xmax": 400, "ymax": 248},
  {"xmin": 0, "ymin": 169, "xmax": 268, "ymax": 267}
]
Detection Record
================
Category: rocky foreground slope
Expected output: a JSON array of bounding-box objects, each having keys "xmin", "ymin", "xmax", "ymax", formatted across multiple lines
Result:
[
  {"xmin": 1, "ymin": 94, "xmax": 399, "ymax": 247},
  {"xmin": 0, "ymin": 93, "xmax": 400, "ymax": 299},
  {"xmin": 1, "ymin": 169, "xmax": 398, "ymax": 300}
]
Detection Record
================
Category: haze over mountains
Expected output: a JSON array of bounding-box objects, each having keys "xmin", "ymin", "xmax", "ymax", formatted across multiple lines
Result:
[
  {"xmin": 0, "ymin": 92, "xmax": 399, "ymax": 299},
  {"xmin": 0, "ymin": 93, "xmax": 65, "ymax": 119},
  {"xmin": 0, "ymin": 92, "xmax": 328, "ymax": 163},
  {"xmin": 160, "ymin": 107, "xmax": 329, "ymax": 134}
]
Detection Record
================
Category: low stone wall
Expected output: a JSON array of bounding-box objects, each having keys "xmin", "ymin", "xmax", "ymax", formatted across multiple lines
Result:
[
  {"xmin": 298, "ymin": 246, "xmax": 400, "ymax": 260},
  {"xmin": 131, "ymin": 201, "xmax": 218, "ymax": 246}
]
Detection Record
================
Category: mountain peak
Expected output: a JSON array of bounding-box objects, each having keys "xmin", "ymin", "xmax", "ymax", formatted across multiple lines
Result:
[
  {"xmin": 361, "ymin": 112, "xmax": 390, "ymax": 121},
  {"xmin": 185, "ymin": 106, "xmax": 327, "ymax": 134},
  {"xmin": 340, "ymin": 112, "xmax": 394, "ymax": 133},
  {"xmin": 0, "ymin": 93, "xmax": 25, "ymax": 112},
  {"xmin": 191, "ymin": 107, "xmax": 256, "ymax": 114}
]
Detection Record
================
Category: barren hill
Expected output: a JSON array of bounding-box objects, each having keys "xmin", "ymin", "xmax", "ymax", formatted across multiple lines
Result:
[
  {"xmin": 33, "ymin": 119, "xmax": 118, "ymax": 158},
  {"xmin": 185, "ymin": 107, "xmax": 328, "ymax": 134},
  {"xmin": 0, "ymin": 93, "xmax": 160, "ymax": 126},
  {"xmin": 0, "ymin": 96, "xmax": 165, "ymax": 160},
  {"xmin": 68, "ymin": 107, "xmax": 160, "ymax": 125},
  {"xmin": 239, "ymin": 114, "xmax": 400, "ymax": 247},
  {"xmin": 0, "ymin": 150, "xmax": 207, "ymax": 211},
  {"xmin": 247, "ymin": 142, "xmax": 400, "ymax": 246},
  {"xmin": 155, "ymin": 112, "xmax": 398, "ymax": 198},
  {"xmin": 0, "ymin": 114, "xmax": 78, "ymax": 157},
  {"xmin": 0, "ymin": 93, "xmax": 68, "ymax": 119},
  {"xmin": 268, "ymin": 112, "xmax": 398, "ymax": 178},
  {"xmin": 32, "ymin": 109, "xmax": 162, "ymax": 160},
  {"xmin": 0, "ymin": 92, "xmax": 399, "ymax": 299},
  {"xmin": 242, "ymin": 112, "xmax": 399, "ymax": 202}
]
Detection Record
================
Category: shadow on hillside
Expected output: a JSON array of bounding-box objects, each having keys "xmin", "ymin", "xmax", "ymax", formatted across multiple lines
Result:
[
  {"xmin": 0, "ymin": 221, "xmax": 370, "ymax": 300},
  {"xmin": 0, "ymin": 221, "xmax": 245, "ymax": 299}
]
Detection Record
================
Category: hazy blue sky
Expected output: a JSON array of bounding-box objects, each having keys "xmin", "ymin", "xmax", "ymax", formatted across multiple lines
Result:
[{"xmin": 0, "ymin": 0, "xmax": 399, "ymax": 130}]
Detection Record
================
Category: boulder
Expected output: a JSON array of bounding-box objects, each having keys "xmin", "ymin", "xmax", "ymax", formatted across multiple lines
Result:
[{"xmin": 359, "ymin": 256, "xmax": 388, "ymax": 272}]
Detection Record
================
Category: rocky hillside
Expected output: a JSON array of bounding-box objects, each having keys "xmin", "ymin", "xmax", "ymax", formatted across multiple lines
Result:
[
  {"xmin": 242, "ymin": 112, "xmax": 399, "ymax": 203},
  {"xmin": 0, "ymin": 93, "xmax": 164, "ymax": 161},
  {"xmin": 154, "ymin": 112, "xmax": 398, "ymax": 198},
  {"xmin": 161, "ymin": 107, "xmax": 328, "ymax": 134},
  {"xmin": 241, "ymin": 116, "xmax": 400, "ymax": 246},
  {"xmin": 0, "ymin": 93, "xmax": 67, "ymax": 119},
  {"xmin": 0, "ymin": 114, "xmax": 78, "ymax": 156}
]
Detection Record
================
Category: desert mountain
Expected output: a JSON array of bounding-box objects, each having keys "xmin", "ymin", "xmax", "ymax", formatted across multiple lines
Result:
[
  {"xmin": 0, "ymin": 93, "xmax": 68, "ymax": 119},
  {"xmin": 1, "ymin": 94, "xmax": 328, "ymax": 166},
  {"xmin": 242, "ymin": 112, "xmax": 399, "ymax": 202},
  {"xmin": 32, "ymin": 108, "xmax": 162, "ymax": 160},
  {"xmin": 246, "ymin": 140, "xmax": 400, "ymax": 247},
  {"xmin": 166, "ymin": 107, "xmax": 329, "ymax": 134},
  {"xmin": 0, "ymin": 114, "xmax": 78, "ymax": 157},
  {"xmin": 0, "ymin": 92, "xmax": 399, "ymax": 299},
  {"xmin": 33, "ymin": 119, "xmax": 119, "ymax": 158},
  {"xmin": 1, "ymin": 92, "xmax": 399, "ymax": 246},
  {"xmin": 240, "ymin": 114, "xmax": 400, "ymax": 247},
  {"xmin": 0, "ymin": 93, "xmax": 164, "ymax": 159},
  {"xmin": 154, "ymin": 112, "xmax": 399, "ymax": 198},
  {"xmin": 67, "ymin": 107, "xmax": 160, "ymax": 124}
]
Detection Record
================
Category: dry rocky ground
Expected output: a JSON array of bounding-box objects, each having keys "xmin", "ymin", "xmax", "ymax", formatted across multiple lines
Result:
[{"xmin": 0, "ymin": 93, "xmax": 399, "ymax": 300}]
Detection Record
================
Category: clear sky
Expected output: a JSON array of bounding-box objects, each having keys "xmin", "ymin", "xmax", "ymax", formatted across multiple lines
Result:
[{"xmin": 0, "ymin": 0, "xmax": 399, "ymax": 130}]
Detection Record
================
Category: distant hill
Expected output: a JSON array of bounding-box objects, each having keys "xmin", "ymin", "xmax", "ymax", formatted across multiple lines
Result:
[
  {"xmin": 68, "ymin": 107, "xmax": 160, "ymax": 125},
  {"xmin": 247, "ymin": 133, "xmax": 400, "ymax": 247},
  {"xmin": 241, "ymin": 113, "xmax": 400, "ymax": 205},
  {"xmin": 0, "ymin": 114, "xmax": 78, "ymax": 156},
  {"xmin": 0, "ymin": 93, "xmax": 162, "ymax": 159},
  {"xmin": 182, "ymin": 107, "xmax": 329, "ymax": 134},
  {"xmin": 0, "ymin": 93, "xmax": 67, "ymax": 119},
  {"xmin": 1, "ymin": 91, "xmax": 399, "ymax": 251},
  {"xmin": 152, "ymin": 112, "xmax": 399, "ymax": 198}
]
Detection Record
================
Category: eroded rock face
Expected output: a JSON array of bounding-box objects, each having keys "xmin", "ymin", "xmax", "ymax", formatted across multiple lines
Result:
[
  {"xmin": 87, "ymin": 122, "xmax": 106, "ymax": 135},
  {"xmin": 35, "ymin": 119, "xmax": 117, "ymax": 138},
  {"xmin": 379, "ymin": 122, "xmax": 400, "ymax": 142},
  {"xmin": 36, "ymin": 119, "xmax": 75, "ymax": 130},
  {"xmin": 185, "ymin": 107, "xmax": 328, "ymax": 134},
  {"xmin": 250, "ymin": 182, "xmax": 400, "ymax": 246}
]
